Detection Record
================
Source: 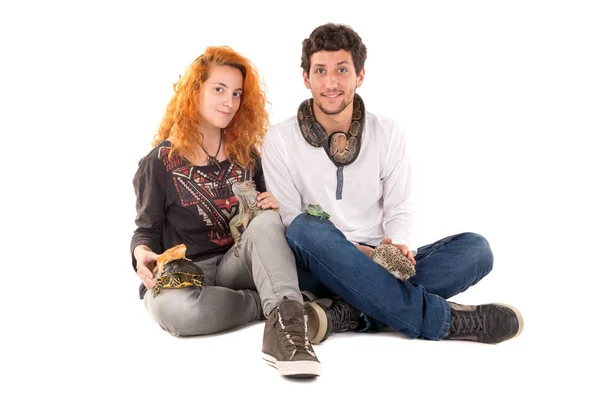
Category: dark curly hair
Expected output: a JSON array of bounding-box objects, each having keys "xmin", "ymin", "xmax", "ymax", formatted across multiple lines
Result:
[{"xmin": 301, "ymin": 23, "xmax": 367, "ymax": 76}]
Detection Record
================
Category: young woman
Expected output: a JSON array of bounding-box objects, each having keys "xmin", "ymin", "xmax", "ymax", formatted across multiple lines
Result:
[{"xmin": 130, "ymin": 46, "xmax": 320, "ymax": 378}]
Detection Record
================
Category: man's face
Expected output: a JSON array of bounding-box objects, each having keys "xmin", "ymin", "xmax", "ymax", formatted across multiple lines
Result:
[{"xmin": 303, "ymin": 50, "xmax": 364, "ymax": 116}]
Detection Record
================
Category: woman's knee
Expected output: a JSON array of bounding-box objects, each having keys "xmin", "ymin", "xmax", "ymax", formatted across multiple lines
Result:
[
  {"xmin": 246, "ymin": 210, "xmax": 283, "ymax": 233},
  {"xmin": 146, "ymin": 288, "xmax": 214, "ymax": 336}
]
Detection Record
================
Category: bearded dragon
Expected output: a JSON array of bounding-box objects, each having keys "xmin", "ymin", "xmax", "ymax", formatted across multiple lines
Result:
[{"xmin": 230, "ymin": 180, "xmax": 264, "ymax": 256}]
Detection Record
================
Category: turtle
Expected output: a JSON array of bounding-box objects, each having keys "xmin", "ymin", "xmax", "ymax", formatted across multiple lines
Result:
[
  {"xmin": 152, "ymin": 244, "xmax": 205, "ymax": 298},
  {"xmin": 370, "ymin": 243, "xmax": 416, "ymax": 281}
]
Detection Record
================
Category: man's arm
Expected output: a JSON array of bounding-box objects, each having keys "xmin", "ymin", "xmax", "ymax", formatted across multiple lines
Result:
[
  {"xmin": 381, "ymin": 124, "xmax": 414, "ymax": 249},
  {"xmin": 262, "ymin": 127, "xmax": 303, "ymax": 227}
]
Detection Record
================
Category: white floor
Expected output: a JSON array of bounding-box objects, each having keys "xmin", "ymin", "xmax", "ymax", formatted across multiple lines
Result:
[
  {"xmin": 8, "ymin": 232, "xmax": 596, "ymax": 400},
  {"xmin": 3, "ymin": 1, "xmax": 599, "ymax": 398}
]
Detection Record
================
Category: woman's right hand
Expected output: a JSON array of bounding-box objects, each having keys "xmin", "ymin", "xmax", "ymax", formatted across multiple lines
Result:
[{"xmin": 134, "ymin": 245, "xmax": 160, "ymax": 289}]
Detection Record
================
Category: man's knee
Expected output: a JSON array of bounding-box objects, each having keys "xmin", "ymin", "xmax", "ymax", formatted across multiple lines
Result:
[
  {"xmin": 462, "ymin": 232, "xmax": 494, "ymax": 277},
  {"xmin": 286, "ymin": 213, "xmax": 308, "ymax": 242},
  {"xmin": 286, "ymin": 213, "xmax": 335, "ymax": 246}
]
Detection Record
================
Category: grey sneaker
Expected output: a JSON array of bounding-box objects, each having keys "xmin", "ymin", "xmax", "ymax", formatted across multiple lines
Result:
[
  {"xmin": 262, "ymin": 299, "xmax": 321, "ymax": 378},
  {"xmin": 445, "ymin": 302, "xmax": 524, "ymax": 344},
  {"xmin": 304, "ymin": 297, "xmax": 363, "ymax": 344},
  {"xmin": 300, "ymin": 290, "xmax": 318, "ymax": 302}
]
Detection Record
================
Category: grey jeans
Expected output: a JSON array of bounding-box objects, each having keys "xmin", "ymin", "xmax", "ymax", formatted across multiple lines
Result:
[{"xmin": 144, "ymin": 210, "xmax": 303, "ymax": 336}]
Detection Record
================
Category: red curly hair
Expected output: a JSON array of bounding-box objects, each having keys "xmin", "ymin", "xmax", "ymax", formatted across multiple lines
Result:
[{"xmin": 152, "ymin": 46, "xmax": 269, "ymax": 168}]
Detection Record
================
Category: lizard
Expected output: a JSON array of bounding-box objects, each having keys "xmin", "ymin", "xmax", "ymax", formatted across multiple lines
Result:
[
  {"xmin": 230, "ymin": 180, "xmax": 265, "ymax": 256},
  {"xmin": 305, "ymin": 204, "xmax": 330, "ymax": 221}
]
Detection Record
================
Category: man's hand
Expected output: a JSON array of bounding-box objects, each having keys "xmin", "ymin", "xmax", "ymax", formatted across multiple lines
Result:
[
  {"xmin": 354, "ymin": 243, "xmax": 374, "ymax": 258},
  {"xmin": 381, "ymin": 238, "xmax": 416, "ymax": 265},
  {"xmin": 134, "ymin": 245, "xmax": 160, "ymax": 289},
  {"xmin": 256, "ymin": 191, "xmax": 280, "ymax": 210}
]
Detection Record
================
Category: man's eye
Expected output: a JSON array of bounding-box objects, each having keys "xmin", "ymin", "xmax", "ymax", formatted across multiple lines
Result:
[
  {"xmin": 315, "ymin": 68, "xmax": 325, "ymax": 74},
  {"xmin": 339, "ymin": 67, "xmax": 348, "ymax": 73}
]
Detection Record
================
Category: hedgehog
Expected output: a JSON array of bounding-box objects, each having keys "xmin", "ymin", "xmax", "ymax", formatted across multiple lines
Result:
[{"xmin": 370, "ymin": 243, "xmax": 416, "ymax": 281}]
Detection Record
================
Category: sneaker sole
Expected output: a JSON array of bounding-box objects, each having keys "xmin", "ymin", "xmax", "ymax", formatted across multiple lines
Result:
[
  {"xmin": 262, "ymin": 353, "xmax": 321, "ymax": 378},
  {"xmin": 304, "ymin": 302, "xmax": 328, "ymax": 344},
  {"xmin": 496, "ymin": 302, "xmax": 524, "ymax": 340}
]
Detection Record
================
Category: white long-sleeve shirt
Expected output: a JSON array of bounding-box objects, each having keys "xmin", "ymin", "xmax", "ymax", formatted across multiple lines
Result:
[{"xmin": 262, "ymin": 111, "xmax": 413, "ymax": 248}]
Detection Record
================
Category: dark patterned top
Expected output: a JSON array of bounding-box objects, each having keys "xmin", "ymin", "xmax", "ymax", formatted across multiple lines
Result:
[{"xmin": 130, "ymin": 140, "xmax": 265, "ymax": 270}]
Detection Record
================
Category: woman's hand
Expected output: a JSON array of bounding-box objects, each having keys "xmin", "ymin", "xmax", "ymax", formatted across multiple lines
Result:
[
  {"xmin": 134, "ymin": 245, "xmax": 160, "ymax": 289},
  {"xmin": 256, "ymin": 191, "xmax": 280, "ymax": 210}
]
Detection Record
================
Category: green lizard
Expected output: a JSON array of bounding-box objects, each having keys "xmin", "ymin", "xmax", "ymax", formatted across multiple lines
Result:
[{"xmin": 305, "ymin": 204, "xmax": 330, "ymax": 221}]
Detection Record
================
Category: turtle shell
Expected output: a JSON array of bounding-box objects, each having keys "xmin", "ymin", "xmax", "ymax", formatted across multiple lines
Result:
[{"xmin": 152, "ymin": 258, "xmax": 205, "ymax": 298}]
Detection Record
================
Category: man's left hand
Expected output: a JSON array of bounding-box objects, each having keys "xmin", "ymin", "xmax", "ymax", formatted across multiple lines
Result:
[{"xmin": 381, "ymin": 238, "xmax": 416, "ymax": 265}]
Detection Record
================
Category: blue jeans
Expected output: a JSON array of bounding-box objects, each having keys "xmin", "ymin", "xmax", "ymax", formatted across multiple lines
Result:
[{"xmin": 285, "ymin": 214, "xmax": 493, "ymax": 340}]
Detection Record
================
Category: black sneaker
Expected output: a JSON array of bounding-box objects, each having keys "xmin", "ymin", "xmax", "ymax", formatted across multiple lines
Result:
[
  {"xmin": 304, "ymin": 297, "xmax": 363, "ymax": 344},
  {"xmin": 445, "ymin": 302, "xmax": 524, "ymax": 344},
  {"xmin": 262, "ymin": 299, "xmax": 321, "ymax": 378}
]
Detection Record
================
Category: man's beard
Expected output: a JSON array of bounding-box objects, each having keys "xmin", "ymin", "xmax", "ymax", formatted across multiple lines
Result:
[{"xmin": 314, "ymin": 90, "xmax": 355, "ymax": 115}]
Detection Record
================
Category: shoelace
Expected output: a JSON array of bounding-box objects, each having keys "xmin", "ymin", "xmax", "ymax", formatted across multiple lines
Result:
[
  {"xmin": 449, "ymin": 311, "xmax": 487, "ymax": 334},
  {"xmin": 329, "ymin": 300, "xmax": 360, "ymax": 333},
  {"xmin": 277, "ymin": 312, "xmax": 316, "ymax": 360}
]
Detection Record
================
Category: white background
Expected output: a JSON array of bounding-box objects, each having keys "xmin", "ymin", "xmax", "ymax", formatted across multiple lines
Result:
[{"xmin": 1, "ymin": 1, "xmax": 599, "ymax": 399}]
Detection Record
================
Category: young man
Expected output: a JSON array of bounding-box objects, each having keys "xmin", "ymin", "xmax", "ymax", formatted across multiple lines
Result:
[{"xmin": 262, "ymin": 23, "xmax": 523, "ymax": 344}]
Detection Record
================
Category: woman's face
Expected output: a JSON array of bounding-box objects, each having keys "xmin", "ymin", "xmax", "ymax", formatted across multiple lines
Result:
[{"xmin": 198, "ymin": 65, "xmax": 243, "ymax": 131}]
